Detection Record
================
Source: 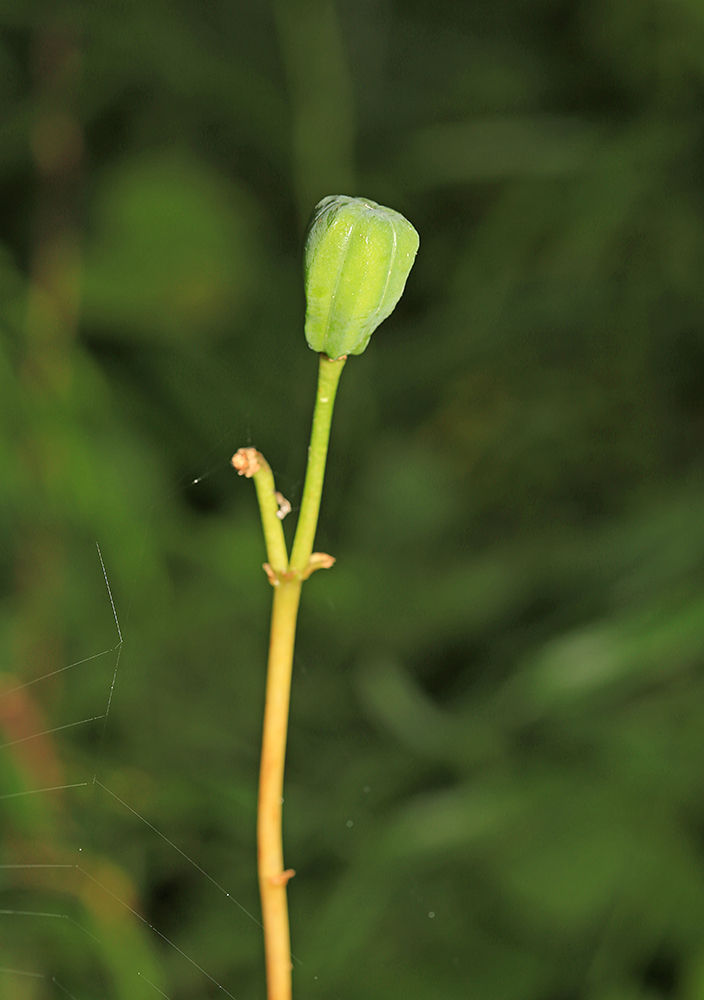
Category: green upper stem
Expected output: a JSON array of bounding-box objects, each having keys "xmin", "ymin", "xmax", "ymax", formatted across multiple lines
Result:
[{"xmin": 288, "ymin": 354, "xmax": 346, "ymax": 575}]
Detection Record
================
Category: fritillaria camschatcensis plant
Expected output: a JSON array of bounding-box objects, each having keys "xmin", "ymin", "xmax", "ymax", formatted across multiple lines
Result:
[{"xmin": 231, "ymin": 195, "xmax": 419, "ymax": 1000}]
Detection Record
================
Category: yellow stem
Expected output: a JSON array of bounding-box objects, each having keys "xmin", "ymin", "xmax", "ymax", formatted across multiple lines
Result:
[{"xmin": 258, "ymin": 578, "xmax": 302, "ymax": 1000}]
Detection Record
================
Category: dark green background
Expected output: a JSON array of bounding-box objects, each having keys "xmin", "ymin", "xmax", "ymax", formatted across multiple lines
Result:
[{"xmin": 3, "ymin": 1, "xmax": 704, "ymax": 998}]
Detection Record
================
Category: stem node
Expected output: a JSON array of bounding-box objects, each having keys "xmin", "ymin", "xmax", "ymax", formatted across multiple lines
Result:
[{"xmin": 270, "ymin": 869, "xmax": 296, "ymax": 886}]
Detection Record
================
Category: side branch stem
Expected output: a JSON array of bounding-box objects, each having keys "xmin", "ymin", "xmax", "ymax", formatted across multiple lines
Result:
[{"xmin": 252, "ymin": 459, "xmax": 289, "ymax": 574}]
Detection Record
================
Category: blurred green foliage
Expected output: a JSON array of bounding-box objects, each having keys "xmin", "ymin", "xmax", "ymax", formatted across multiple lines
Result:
[{"xmin": 2, "ymin": 0, "xmax": 704, "ymax": 998}]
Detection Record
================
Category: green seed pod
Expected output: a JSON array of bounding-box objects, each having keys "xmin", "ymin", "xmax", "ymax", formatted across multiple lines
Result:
[{"xmin": 304, "ymin": 195, "xmax": 419, "ymax": 360}]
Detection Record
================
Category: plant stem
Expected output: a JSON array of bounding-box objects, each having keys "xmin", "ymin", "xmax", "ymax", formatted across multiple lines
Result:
[
  {"xmin": 255, "ymin": 352, "xmax": 346, "ymax": 1000},
  {"xmin": 252, "ymin": 457, "xmax": 289, "ymax": 574},
  {"xmin": 289, "ymin": 354, "xmax": 346, "ymax": 575},
  {"xmin": 258, "ymin": 576, "xmax": 301, "ymax": 1000}
]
